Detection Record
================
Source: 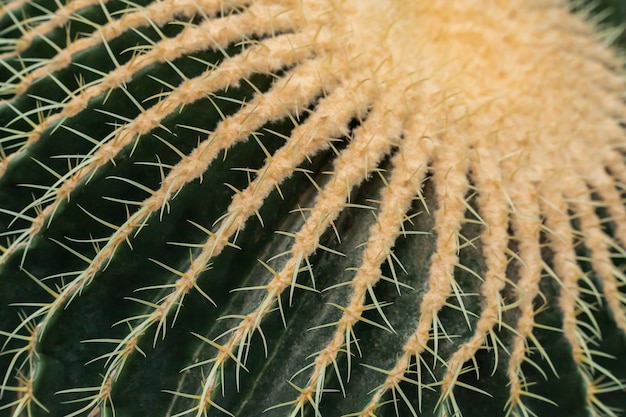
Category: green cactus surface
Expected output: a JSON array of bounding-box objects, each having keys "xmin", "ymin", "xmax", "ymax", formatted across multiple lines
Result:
[{"xmin": 1, "ymin": 0, "xmax": 626, "ymax": 416}]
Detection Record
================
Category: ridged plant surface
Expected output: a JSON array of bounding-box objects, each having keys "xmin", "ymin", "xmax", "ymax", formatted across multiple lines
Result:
[{"xmin": 0, "ymin": 0, "xmax": 626, "ymax": 416}]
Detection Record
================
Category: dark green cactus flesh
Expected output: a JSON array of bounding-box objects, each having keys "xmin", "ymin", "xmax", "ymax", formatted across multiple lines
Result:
[{"xmin": 1, "ymin": 1, "xmax": 626, "ymax": 416}]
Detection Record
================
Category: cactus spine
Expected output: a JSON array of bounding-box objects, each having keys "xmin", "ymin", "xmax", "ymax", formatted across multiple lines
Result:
[{"xmin": 0, "ymin": 0, "xmax": 626, "ymax": 416}]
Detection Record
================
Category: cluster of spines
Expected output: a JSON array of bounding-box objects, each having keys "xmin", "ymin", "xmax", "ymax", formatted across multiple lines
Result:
[{"xmin": 0, "ymin": 1, "xmax": 625, "ymax": 417}]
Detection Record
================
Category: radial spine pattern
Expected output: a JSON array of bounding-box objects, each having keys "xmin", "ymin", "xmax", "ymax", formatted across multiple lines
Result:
[{"xmin": 0, "ymin": 0, "xmax": 625, "ymax": 416}]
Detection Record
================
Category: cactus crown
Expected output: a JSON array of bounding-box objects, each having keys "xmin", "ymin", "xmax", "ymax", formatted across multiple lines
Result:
[{"xmin": 0, "ymin": 0, "xmax": 626, "ymax": 416}]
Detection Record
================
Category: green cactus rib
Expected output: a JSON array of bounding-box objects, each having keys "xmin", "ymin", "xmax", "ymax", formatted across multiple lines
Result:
[{"xmin": 1, "ymin": 0, "xmax": 626, "ymax": 416}]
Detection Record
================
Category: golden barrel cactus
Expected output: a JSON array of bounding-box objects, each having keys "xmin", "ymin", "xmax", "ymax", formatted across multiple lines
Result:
[{"xmin": 0, "ymin": 0, "xmax": 626, "ymax": 416}]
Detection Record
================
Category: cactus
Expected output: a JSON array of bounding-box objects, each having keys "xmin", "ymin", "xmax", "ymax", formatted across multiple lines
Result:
[{"xmin": 1, "ymin": 0, "xmax": 626, "ymax": 416}]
